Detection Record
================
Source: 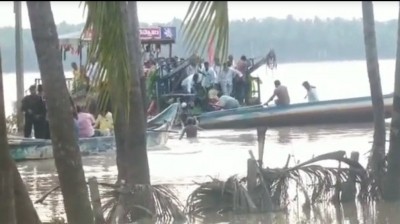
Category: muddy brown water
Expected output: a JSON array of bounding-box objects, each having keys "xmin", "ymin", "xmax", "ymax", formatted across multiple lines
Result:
[{"xmin": 17, "ymin": 122, "xmax": 400, "ymax": 223}]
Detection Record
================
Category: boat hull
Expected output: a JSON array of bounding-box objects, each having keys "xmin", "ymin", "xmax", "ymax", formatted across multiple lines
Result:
[
  {"xmin": 9, "ymin": 103, "xmax": 180, "ymax": 161},
  {"xmin": 9, "ymin": 124, "xmax": 170, "ymax": 161},
  {"xmin": 197, "ymin": 94, "xmax": 394, "ymax": 129}
]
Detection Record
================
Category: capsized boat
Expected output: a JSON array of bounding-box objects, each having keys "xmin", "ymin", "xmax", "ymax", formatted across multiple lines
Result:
[
  {"xmin": 197, "ymin": 94, "xmax": 394, "ymax": 130},
  {"xmin": 9, "ymin": 103, "xmax": 180, "ymax": 161}
]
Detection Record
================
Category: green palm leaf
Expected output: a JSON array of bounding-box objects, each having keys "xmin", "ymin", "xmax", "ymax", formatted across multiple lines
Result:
[
  {"xmin": 82, "ymin": 1, "xmax": 131, "ymax": 118},
  {"xmin": 182, "ymin": 1, "xmax": 229, "ymax": 62}
]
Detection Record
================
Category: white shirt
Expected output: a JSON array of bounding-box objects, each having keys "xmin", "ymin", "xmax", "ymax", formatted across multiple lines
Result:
[
  {"xmin": 186, "ymin": 65, "xmax": 196, "ymax": 76},
  {"xmin": 181, "ymin": 74, "xmax": 201, "ymax": 93},
  {"xmin": 214, "ymin": 65, "xmax": 222, "ymax": 79},
  {"xmin": 201, "ymin": 68, "xmax": 216, "ymax": 88},
  {"xmin": 218, "ymin": 68, "xmax": 243, "ymax": 84},
  {"xmin": 307, "ymin": 88, "xmax": 319, "ymax": 102}
]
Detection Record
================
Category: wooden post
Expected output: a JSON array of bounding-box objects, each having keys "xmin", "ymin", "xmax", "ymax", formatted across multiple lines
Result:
[
  {"xmin": 169, "ymin": 43, "xmax": 172, "ymax": 58},
  {"xmin": 249, "ymin": 150, "xmax": 273, "ymax": 212},
  {"xmin": 256, "ymin": 127, "xmax": 268, "ymax": 167},
  {"xmin": 247, "ymin": 159, "xmax": 258, "ymax": 194},
  {"xmin": 14, "ymin": 1, "xmax": 24, "ymax": 133},
  {"xmin": 340, "ymin": 151, "xmax": 359, "ymax": 203},
  {"xmin": 88, "ymin": 177, "xmax": 105, "ymax": 224}
]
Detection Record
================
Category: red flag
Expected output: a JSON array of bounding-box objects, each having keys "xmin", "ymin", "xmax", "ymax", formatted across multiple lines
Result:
[{"xmin": 207, "ymin": 36, "xmax": 215, "ymax": 66}]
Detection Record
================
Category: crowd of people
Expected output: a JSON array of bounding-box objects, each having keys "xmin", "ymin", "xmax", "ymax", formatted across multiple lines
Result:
[
  {"xmin": 21, "ymin": 84, "xmax": 114, "ymax": 140},
  {"xmin": 175, "ymin": 54, "xmax": 256, "ymax": 113}
]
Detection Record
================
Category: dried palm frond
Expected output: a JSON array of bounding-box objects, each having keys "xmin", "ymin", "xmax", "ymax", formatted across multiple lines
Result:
[
  {"xmin": 185, "ymin": 175, "xmax": 258, "ymax": 217},
  {"xmin": 101, "ymin": 184, "xmax": 185, "ymax": 224},
  {"xmin": 185, "ymin": 151, "xmax": 371, "ymax": 220},
  {"xmin": 262, "ymin": 151, "xmax": 370, "ymax": 209},
  {"xmin": 182, "ymin": 1, "xmax": 229, "ymax": 61}
]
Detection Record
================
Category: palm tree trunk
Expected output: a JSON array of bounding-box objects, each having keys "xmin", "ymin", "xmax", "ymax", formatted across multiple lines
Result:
[
  {"xmin": 111, "ymin": 97, "xmax": 128, "ymax": 182},
  {"xmin": 26, "ymin": 2, "xmax": 94, "ymax": 223},
  {"xmin": 120, "ymin": 1, "xmax": 150, "ymax": 185},
  {"xmin": 361, "ymin": 1, "xmax": 386, "ymax": 188},
  {"xmin": 0, "ymin": 50, "xmax": 17, "ymax": 224},
  {"xmin": 0, "ymin": 50, "xmax": 41, "ymax": 224},
  {"xmin": 383, "ymin": 2, "xmax": 400, "ymax": 201}
]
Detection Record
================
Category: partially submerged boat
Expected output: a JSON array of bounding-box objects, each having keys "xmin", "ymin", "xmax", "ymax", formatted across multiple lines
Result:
[
  {"xmin": 197, "ymin": 94, "xmax": 394, "ymax": 130},
  {"xmin": 9, "ymin": 103, "xmax": 180, "ymax": 161}
]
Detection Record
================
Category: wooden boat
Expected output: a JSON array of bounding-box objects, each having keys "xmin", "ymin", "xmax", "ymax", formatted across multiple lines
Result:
[
  {"xmin": 197, "ymin": 94, "xmax": 394, "ymax": 130},
  {"xmin": 9, "ymin": 103, "xmax": 180, "ymax": 161}
]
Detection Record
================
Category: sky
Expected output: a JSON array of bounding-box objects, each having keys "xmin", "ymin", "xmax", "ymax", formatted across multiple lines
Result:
[{"xmin": 0, "ymin": 1, "xmax": 398, "ymax": 29}]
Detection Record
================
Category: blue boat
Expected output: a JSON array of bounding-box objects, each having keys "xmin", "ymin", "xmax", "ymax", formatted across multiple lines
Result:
[
  {"xmin": 197, "ymin": 94, "xmax": 394, "ymax": 130},
  {"xmin": 9, "ymin": 103, "xmax": 180, "ymax": 161}
]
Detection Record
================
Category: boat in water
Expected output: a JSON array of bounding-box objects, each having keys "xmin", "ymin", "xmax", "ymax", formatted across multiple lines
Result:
[
  {"xmin": 9, "ymin": 103, "xmax": 180, "ymax": 161},
  {"xmin": 197, "ymin": 94, "xmax": 394, "ymax": 130}
]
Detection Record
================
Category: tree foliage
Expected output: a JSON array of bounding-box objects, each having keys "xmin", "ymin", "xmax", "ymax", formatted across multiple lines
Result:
[{"xmin": 0, "ymin": 17, "xmax": 397, "ymax": 73}]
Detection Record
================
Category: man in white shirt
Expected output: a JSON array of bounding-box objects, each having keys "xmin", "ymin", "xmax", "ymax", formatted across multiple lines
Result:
[
  {"xmin": 181, "ymin": 73, "xmax": 200, "ymax": 94},
  {"xmin": 302, "ymin": 81, "xmax": 319, "ymax": 102},
  {"xmin": 200, "ymin": 62, "xmax": 216, "ymax": 89},
  {"xmin": 218, "ymin": 62, "xmax": 243, "ymax": 96}
]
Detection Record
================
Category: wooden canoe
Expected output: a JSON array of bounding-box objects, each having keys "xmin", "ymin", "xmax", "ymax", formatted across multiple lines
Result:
[
  {"xmin": 197, "ymin": 94, "xmax": 394, "ymax": 130},
  {"xmin": 9, "ymin": 103, "xmax": 180, "ymax": 161}
]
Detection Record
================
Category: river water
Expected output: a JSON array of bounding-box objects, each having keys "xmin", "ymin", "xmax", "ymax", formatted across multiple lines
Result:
[{"xmin": 9, "ymin": 59, "xmax": 400, "ymax": 223}]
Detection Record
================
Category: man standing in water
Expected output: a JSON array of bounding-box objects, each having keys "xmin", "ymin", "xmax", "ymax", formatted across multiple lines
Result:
[
  {"xmin": 21, "ymin": 85, "xmax": 43, "ymax": 138},
  {"xmin": 264, "ymin": 80, "xmax": 290, "ymax": 106}
]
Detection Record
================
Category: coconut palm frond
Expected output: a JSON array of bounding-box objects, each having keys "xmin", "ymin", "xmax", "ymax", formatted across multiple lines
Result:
[
  {"xmin": 101, "ymin": 184, "xmax": 185, "ymax": 223},
  {"xmin": 151, "ymin": 185, "xmax": 186, "ymax": 223},
  {"xmin": 185, "ymin": 175, "xmax": 256, "ymax": 217},
  {"xmin": 182, "ymin": 1, "xmax": 229, "ymax": 61},
  {"xmin": 185, "ymin": 151, "xmax": 371, "ymax": 220},
  {"xmin": 83, "ymin": 1, "xmax": 130, "ymax": 117},
  {"xmin": 262, "ymin": 151, "xmax": 370, "ymax": 207}
]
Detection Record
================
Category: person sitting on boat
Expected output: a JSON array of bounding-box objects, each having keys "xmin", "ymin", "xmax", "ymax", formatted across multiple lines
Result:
[
  {"xmin": 179, "ymin": 117, "xmax": 202, "ymax": 140},
  {"xmin": 210, "ymin": 94, "xmax": 240, "ymax": 110},
  {"xmin": 94, "ymin": 110, "xmax": 114, "ymax": 136},
  {"xmin": 264, "ymin": 80, "xmax": 290, "ymax": 106},
  {"xmin": 218, "ymin": 62, "xmax": 243, "ymax": 97},
  {"xmin": 76, "ymin": 105, "xmax": 96, "ymax": 138},
  {"xmin": 302, "ymin": 81, "xmax": 319, "ymax": 102}
]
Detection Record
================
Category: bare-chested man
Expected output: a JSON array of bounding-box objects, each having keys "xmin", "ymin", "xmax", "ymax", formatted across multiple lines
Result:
[{"xmin": 264, "ymin": 80, "xmax": 290, "ymax": 106}]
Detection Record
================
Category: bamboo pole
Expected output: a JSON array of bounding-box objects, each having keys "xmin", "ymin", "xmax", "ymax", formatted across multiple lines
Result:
[{"xmin": 14, "ymin": 1, "xmax": 24, "ymax": 133}]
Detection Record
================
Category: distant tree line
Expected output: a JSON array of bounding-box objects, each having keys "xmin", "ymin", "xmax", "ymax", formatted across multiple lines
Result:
[{"xmin": 0, "ymin": 16, "xmax": 397, "ymax": 73}]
